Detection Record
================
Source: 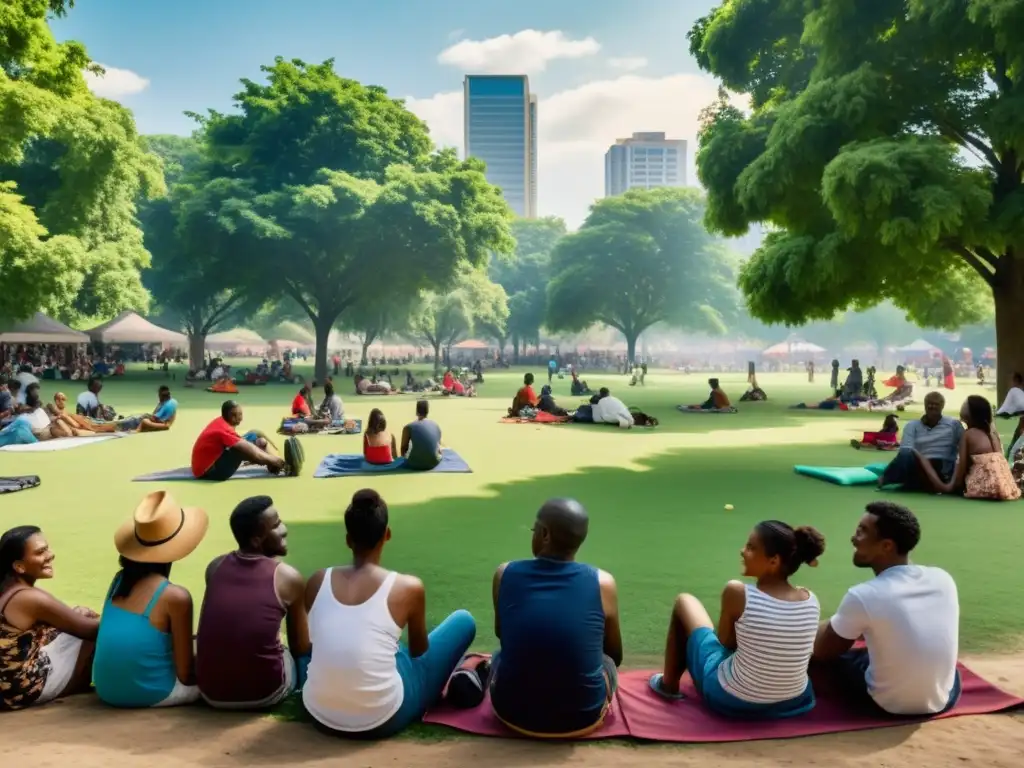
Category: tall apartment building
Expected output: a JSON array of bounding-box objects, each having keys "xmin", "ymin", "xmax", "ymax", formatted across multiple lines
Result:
[
  {"xmin": 463, "ymin": 75, "xmax": 537, "ymax": 218},
  {"xmin": 604, "ymin": 132, "xmax": 687, "ymax": 197}
]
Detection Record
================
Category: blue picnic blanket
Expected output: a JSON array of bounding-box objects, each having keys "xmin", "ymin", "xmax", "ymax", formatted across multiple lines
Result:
[{"xmin": 313, "ymin": 450, "xmax": 471, "ymax": 478}]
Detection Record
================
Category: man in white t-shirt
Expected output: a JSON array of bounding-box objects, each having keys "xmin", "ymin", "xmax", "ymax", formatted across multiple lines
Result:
[
  {"xmin": 813, "ymin": 501, "xmax": 960, "ymax": 716},
  {"xmin": 76, "ymin": 376, "xmax": 104, "ymax": 418}
]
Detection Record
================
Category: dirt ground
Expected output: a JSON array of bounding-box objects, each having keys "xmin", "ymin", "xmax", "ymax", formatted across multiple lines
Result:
[{"xmin": 11, "ymin": 654, "xmax": 1024, "ymax": 768}]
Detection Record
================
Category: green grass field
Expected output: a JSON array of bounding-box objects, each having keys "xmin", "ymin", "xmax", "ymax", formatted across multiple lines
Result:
[{"xmin": 4, "ymin": 365, "xmax": 1021, "ymax": 659}]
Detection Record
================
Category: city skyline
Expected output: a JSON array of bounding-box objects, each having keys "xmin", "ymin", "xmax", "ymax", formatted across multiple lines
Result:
[
  {"xmin": 604, "ymin": 132, "xmax": 687, "ymax": 198},
  {"xmin": 53, "ymin": 0, "xmax": 727, "ymax": 227}
]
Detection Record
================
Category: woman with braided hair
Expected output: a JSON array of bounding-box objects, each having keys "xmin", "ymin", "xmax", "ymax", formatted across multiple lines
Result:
[{"xmin": 650, "ymin": 521, "xmax": 825, "ymax": 719}]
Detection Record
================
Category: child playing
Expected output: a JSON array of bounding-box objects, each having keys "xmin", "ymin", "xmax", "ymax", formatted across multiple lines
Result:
[{"xmin": 850, "ymin": 414, "xmax": 899, "ymax": 450}]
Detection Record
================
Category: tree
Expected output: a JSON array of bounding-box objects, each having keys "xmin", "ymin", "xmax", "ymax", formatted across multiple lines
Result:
[
  {"xmin": 489, "ymin": 217, "xmax": 564, "ymax": 361},
  {"xmin": 408, "ymin": 267, "xmax": 509, "ymax": 373},
  {"xmin": 691, "ymin": 1, "xmax": 1023, "ymax": 399},
  {"xmin": 545, "ymin": 187, "xmax": 736, "ymax": 362},
  {"xmin": 1, "ymin": 0, "xmax": 162, "ymax": 325},
  {"xmin": 336, "ymin": 297, "xmax": 416, "ymax": 365},
  {"xmin": 195, "ymin": 59, "xmax": 513, "ymax": 380}
]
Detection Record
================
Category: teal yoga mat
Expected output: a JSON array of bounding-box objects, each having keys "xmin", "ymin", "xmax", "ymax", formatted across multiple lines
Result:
[{"xmin": 794, "ymin": 463, "xmax": 889, "ymax": 486}]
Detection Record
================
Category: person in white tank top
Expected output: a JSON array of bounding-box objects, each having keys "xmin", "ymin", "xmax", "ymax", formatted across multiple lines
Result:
[
  {"xmin": 814, "ymin": 501, "xmax": 961, "ymax": 716},
  {"xmin": 650, "ymin": 520, "xmax": 826, "ymax": 719},
  {"xmin": 302, "ymin": 489, "xmax": 476, "ymax": 737}
]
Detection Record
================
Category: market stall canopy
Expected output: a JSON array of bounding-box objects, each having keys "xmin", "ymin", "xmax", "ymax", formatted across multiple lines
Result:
[
  {"xmin": 896, "ymin": 338, "xmax": 942, "ymax": 354},
  {"xmin": 85, "ymin": 311, "xmax": 187, "ymax": 346},
  {"xmin": 453, "ymin": 339, "xmax": 491, "ymax": 350},
  {"xmin": 0, "ymin": 312, "xmax": 90, "ymax": 345},
  {"xmin": 762, "ymin": 338, "xmax": 827, "ymax": 357},
  {"xmin": 206, "ymin": 329, "xmax": 267, "ymax": 349}
]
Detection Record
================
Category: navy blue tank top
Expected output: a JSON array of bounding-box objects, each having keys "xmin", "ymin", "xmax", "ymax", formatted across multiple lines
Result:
[{"xmin": 491, "ymin": 558, "xmax": 606, "ymax": 734}]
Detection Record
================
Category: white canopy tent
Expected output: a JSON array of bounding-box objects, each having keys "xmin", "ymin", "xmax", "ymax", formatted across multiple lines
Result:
[
  {"xmin": 85, "ymin": 311, "xmax": 187, "ymax": 346},
  {"xmin": 896, "ymin": 338, "xmax": 942, "ymax": 354},
  {"xmin": 206, "ymin": 329, "xmax": 268, "ymax": 350},
  {"xmin": 0, "ymin": 312, "xmax": 90, "ymax": 345},
  {"xmin": 762, "ymin": 337, "xmax": 827, "ymax": 358}
]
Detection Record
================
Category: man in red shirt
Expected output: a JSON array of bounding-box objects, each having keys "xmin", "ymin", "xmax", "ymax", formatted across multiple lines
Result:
[{"xmin": 192, "ymin": 400, "xmax": 303, "ymax": 480}]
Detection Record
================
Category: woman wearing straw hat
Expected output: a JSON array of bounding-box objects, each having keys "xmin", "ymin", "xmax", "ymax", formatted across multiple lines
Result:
[{"xmin": 92, "ymin": 491, "xmax": 209, "ymax": 708}]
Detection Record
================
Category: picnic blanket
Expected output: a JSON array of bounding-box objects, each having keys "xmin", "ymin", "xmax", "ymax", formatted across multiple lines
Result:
[
  {"xmin": 0, "ymin": 476, "xmax": 41, "ymax": 494},
  {"xmin": 134, "ymin": 465, "xmax": 289, "ymax": 482},
  {"xmin": 500, "ymin": 412, "xmax": 572, "ymax": 424},
  {"xmin": 313, "ymin": 449, "xmax": 471, "ymax": 477},
  {"xmin": 0, "ymin": 434, "xmax": 127, "ymax": 452},
  {"xmin": 677, "ymin": 405, "xmax": 738, "ymax": 414},
  {"xmin": 423, "ymin": 662, "xmax": 1022, "ymax": 742},
  {"xmin": 278, "ymin": 418, "xmax": 362, "ymax": 436}
]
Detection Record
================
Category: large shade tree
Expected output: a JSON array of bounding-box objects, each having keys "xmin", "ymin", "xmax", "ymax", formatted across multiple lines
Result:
[
  {"xmin": 193, "ymin": 59, "xmax": 513, "ymax": 379},
  {"xmin": 691, "ymin": 0, "xmax": 1022, "ymax": 397},
  {"xmin": 546, "ymin": 187, "xmax": 736, "ymax": 362},
  {"xmin": 1, "ymin": 0, "xmax": 162, "ymax": 325}
]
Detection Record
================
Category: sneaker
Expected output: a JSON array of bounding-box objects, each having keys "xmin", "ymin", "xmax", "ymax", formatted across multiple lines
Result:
[{"xmin": 284, "ymin": 437, "xmax": 305, "ymax": 476}]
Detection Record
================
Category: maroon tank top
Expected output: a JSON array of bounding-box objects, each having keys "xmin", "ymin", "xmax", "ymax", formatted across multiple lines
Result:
[{"xmin": 196, "ymin": 553, "xmax": 286, "ymax": 703}]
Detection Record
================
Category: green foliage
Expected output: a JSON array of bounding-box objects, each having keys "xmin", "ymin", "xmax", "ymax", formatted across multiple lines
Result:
[
  {"xmin": 408, "ymin": 267, "xmax": 509, "ymax": 371},
  {"xmin": 546, "ymin": 187, "xmax": 736, "ymax": 360},
  {"xmin": 0, "ymin": 0, "xmax": 160, "ymax": 325},
  {"xmin": 191, "ymin": 58, "xmax": 513, "ymax": 379},
  {"xmin": 693, "ymin": 0, "xmax": 1024, "ymax": 393}
]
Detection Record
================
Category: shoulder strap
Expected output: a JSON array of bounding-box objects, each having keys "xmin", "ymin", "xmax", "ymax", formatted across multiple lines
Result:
[
  {"xmin": 142, "ymin": 579, "xmax": 171, "ymax": 618},
  {"xmin": 0, "ymin": 586, "xmax": 29, "ymax": 619}
]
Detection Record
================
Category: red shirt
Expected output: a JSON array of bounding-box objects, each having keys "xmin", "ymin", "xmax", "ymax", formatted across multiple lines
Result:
[
  {"xmin": 191, "ymin": 417, "xmax": 241, "ymax": 477},
  {"xmin": 518, "ymin": 385, "xmax": 539, "ymax": 406},
  {"xmin": 291, "ymin": 394, "xmax": 310, "ymax": 417}
]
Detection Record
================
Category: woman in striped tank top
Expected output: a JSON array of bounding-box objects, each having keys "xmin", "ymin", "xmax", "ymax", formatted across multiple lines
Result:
[{"xmin": 650, "ymin": 521, "xmax": 825, "ymax": 719}]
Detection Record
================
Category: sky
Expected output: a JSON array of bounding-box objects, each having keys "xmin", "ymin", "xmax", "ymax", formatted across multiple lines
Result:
[{"xmin": 55, "ymin": 0, "xmax": 726, "ymax": 228}]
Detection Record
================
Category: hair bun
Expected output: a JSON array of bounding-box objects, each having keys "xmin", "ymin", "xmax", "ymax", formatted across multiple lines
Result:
[{"xmin": 794, "ymin": 526, "xmax": 826, "ymax": 564}]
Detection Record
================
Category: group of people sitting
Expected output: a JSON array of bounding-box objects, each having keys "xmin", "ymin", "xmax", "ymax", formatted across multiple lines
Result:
[
  {"xmin": 0, "ymin": 496, "xmax": 962, "ymax": 739},
  {"xmin": 362, "ymin": 400, "xmax": 444, "ymax": 469},
  {"xmin": 279, "ymin": 380, "xmax": 354, "ymax": 435},
  {"xmin": 0, "ymin": 374, "xmax": 177, "ymax": 445},
  {"xmin": 509, "ymin": 374, "xmax": 649, "ymax": 428},
  {"xmin": 876, "ymin": 389, "xmax": 1022, "ymax": 500}
]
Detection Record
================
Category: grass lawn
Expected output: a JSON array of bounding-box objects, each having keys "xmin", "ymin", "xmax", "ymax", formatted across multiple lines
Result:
[{"xmin": 3, "ymin": 364, "xmax": 1021, "ymax": 660}]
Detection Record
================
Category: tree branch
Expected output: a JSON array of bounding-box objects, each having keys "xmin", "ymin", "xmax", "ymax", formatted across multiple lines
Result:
[
  {"xmin": 937, "ymin": 122, "xmax": 1000, "ymax": 171},
  {"xmin": 949, "ymin": 243, "xmax": 997, "ymax": 287}
]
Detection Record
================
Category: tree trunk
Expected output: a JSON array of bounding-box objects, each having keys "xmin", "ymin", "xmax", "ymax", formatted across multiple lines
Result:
[
  {"xmin": 431, "ymin": 341, "xmax": 442, "ymax": 375},
  {"xmin": 994, "ymin": 255, "xmax": 1024, "ymax": 405},
  {"xmin": 360, "ymin": 341, "xmax": 370, "ymax": 366},
  {"xmin": 313, "ymin": 317, "xmax": 332, "ymax": 383},
  {"xmin": 625, "ymin": 332, "xmax": 638, "ymax": 365},
  {"xmin": 188, "ymin": 333, "xmax": 206, "ymax": 372}
]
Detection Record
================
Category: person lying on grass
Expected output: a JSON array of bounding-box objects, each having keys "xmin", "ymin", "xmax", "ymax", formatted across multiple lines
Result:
[
  {"xmin": 489, "ymin": 498, "xmax": 623, "ymax": 738},
  {"xmin": 591, "ymin": 387, "xmax": 634, "ymax": 428},
  {"xmin": 105, "ymin": 386, "xmax": 180, "ymax": 434},
  {"xmin": 93, "ymin": 491, "xmax": 208, "ymax": 708},
  {"xmin": 197, "ymin": 495, "xmax": 311, "ymax": 710},
  {"xmin": 191, "ymin": 400, "xmax": 302, "ymax": 480},
  {"xmin": 813, "ymin": 501, "xmax": 961, "ymax": 716},
  {"xmin": 0, "ymin": 525, "xmax": 99, "ymax": 711},
  {"xmin": 650, "ymin": 521, "xmax": 825, "ymax": 719},
  {"xmin": 400, "ymin": 399, "xmax": 443, "ymax": 471},
  {"xmin": 303, "ymin": 489, "xmax": 476, "ymax": 738},
  {"xmin": 877, "ymin": 392, "xmax": 963, "ymax": 492},
  {"xmin": 17, "ymin": 385, "xmax": 74, "ymax": 441},
  {"xmin": 682, "ymin": 378, "xmax": 732, "ymax": 411}
]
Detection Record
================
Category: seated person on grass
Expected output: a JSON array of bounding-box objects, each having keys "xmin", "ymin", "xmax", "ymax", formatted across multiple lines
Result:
[
  {"xmin": 877, "ymin": 366, "xmax": 914, "ymax": 404},
  {"xmin": 76, "ymin": 375, "xmax": 109, "ymax": 420},
  {"xmin": 17, "ymin": 385, "xmax": 72, "ymax": 441},
  {"xmin": 318, "ymin": 381, "xmax": 344, "ymax": 423},
  {"xmin": 850, "ymin": 414, "xmax": 899, "ymax": 450},
  {"xmin": 570, "ymin": 370, "xmax": 591, "ymax": 396},
  {"xmin": 0, "ymin": 376, "xmax": 13, "ymax": 425},
  {"xmin": 739, "ymin": 373, "xmax": 767, "ymax": 402},
  {"xmin": 997, "ymin": 372, "xmax": 1024, "ymax": 457},
  {"xmin": 197, "ymin": 495, "xmax": 311, "ymax": 709},
  {"xmin": 591, "ymin": 387, "xmax": 634, "ymax": 428},
  {"xmin": 489, "ymin": 499, "xmax": 622, "ymax": 738},
  {"xmin": 112, "ymin": 386, "xmax": 180, "ymax": 433},
  {"xmin": 355, "ymin": 374, "xmax": 392, "ymax": 395},
  {"xmin": 191, "ymin": 400, "xmax": 302, "ymax": 480},
  {"xmin": 291, "ymin": 382, "xmax": 317, "ymax": 418},
  {"xmin": 508, "ymin": 373, "xmax": 540, "ymax": 417},
  {"xmin": 877, "ymin": 392, "xmax": 963, "ymax": 491},
  {"xmin": 683, "ymin": 378, "xmax": 732, "ymax": 410},
  {"xmin": 303, "ymin": 490, "xmax": 476, "ymax": 738},
  {"xmin": 364, "ymin": 408, "xmax": 398, "ymax": 465},
  {"xmin": 400, "ymin": 399, "xmax": 443, "ymax": 471},
  {"xmin": 537, "ymin": 385, "xmax": 570, "ymax": 417},
  {"xmin": 650, "ymin": 521, "xmax": 824, "ymax": 719},
  {"xmin": 0, "ymin": 525, "xmax": 99, "ymax": 711},
  {"xmin": 46, "ymin": 392, "xmax": 98, "ymax": 436},
  {"xmin": 813, "ymin": 502, "xmax": 960, "ymax": 716},
  {"xmin": 93, "ymin": 491, "xmax": 206, "ymax": 708}
]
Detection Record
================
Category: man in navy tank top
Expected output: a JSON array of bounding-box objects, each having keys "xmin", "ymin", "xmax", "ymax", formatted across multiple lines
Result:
[{"xmin": 489, "ymin": 498, "xmax": 623, "ymax": 737}]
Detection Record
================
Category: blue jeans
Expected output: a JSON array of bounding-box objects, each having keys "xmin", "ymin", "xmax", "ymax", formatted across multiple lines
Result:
[
  {"xmin": 687, "ymin": 628, "xmax": 815, "ymax": 719},
  {"xmin": 355, "ymin": 610, "xmax": 477, "ymax": 739}
]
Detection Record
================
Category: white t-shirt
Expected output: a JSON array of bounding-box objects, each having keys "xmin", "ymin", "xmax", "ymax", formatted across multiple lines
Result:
[
  {"xmin": 77, "ymin": 391, "xmax": 99, "ymax": 414},
  {"xmin": 15, "ymin": 371, "xmax": 38, "ymax": 389},
  {"xmin": 996, "ymin": 386, "xmax": 1024, "ymax": 415},
  {"xmin": 830, "ymin": 564, "xmax": 959, "ymax": 715},
  {"xmin": 591, "ymin": 395, "xmax": 634, "ymax": 428},
  {"xmin": 17, "ymin": 407, "xmax": 52, "ymax": 433}
]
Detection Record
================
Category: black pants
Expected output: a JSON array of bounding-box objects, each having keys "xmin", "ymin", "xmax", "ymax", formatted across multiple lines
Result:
[
  {"xmin": 880, "ymin": 448, "xmax": 950, "ymax": 490},
  {"xmin": 836, "ymin": 649, "xmax": 961, "ymax": 716}
]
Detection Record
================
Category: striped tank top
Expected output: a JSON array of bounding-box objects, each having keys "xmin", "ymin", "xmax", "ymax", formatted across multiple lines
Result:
[{"xmin": 719, "ymin": 584, "xmax": 820, "ymax": 704}]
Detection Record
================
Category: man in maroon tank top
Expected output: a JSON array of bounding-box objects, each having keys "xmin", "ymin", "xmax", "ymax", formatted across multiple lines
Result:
[{"xmin": 195, "ymin": 496, "xmax": 310, "ymax": 708}]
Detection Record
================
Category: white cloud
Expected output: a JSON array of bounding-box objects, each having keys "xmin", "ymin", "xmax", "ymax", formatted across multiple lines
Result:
[
  {"xmin": 438, "ymin": 29, "xmax": 600, "ymax": 75},
  {"xmin": 608, "ymin": 56, "xmax": 648, "ymax": 72},
  {"xmin": 407, "ymin": 73, "xmax": 744, "ymax": 228},
  {"xmin": 83, "ymin": 63, "xmax": 149, "ymax": 99}
]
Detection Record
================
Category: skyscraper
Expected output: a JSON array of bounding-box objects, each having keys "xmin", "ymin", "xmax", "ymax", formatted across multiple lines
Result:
[
  {"xmin": 464, "ymin": 75, "xmax": 536, "ymax": 218},
  {"xmin": 604, "ymin": 132, "xmax": 687, "ymax": 197}
]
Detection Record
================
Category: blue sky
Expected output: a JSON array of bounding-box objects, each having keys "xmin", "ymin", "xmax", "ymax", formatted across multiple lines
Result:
[{"xmin": 55, "ymin": 0, "xmax": 724, "ymax": 226}]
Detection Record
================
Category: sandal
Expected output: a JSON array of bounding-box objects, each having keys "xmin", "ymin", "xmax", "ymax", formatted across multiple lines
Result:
[{"xmin": 648, "ymin": 673, "xmax": 686, "ymax": 700}]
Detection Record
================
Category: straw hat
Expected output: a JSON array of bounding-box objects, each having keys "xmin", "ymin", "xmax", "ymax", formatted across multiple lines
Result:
[{"xmin": 115, "ymin": 491, "xmax": 209, "ymax": 563}]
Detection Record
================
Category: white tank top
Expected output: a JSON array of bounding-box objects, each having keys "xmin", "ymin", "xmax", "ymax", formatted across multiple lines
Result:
[
  {"xmin": 719, "ymin": 584, "xmax": 820, "ymax": 704},
  {"xmin": 302, "ymin": 569, "xmax": 404, "ymax": 731}
]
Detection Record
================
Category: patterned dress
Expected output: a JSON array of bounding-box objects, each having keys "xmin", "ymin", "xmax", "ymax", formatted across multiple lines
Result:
[{"xmin": 0, "ymin": 588, "xmax": 57, "ymax": 711}]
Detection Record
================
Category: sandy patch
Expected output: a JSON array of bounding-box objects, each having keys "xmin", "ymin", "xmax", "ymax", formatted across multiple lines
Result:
[{"xmin": 8, "ymin": 654, "xmax": 1023, "ymax": 768}]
